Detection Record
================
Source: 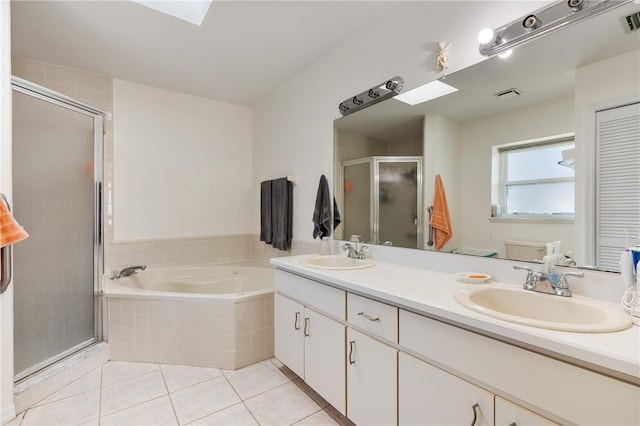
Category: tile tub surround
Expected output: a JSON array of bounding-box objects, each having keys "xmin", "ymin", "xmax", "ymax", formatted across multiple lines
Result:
[
  {"xmin": 108, "ymin": 235, "xmax": 323, "ymax": 272},
  {"xmin": 108, "ymin": 294, "xmax": 274, "ymax": 370},
  {"xmin": 8, "ymin": 359, "xmax": 352, "ymax": 426}
]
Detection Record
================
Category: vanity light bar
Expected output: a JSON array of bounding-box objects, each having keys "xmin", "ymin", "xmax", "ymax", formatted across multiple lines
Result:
[
  {"xmin": 479, "ymin": 0, "xmax": 632, "ymax": 56},
  {"xmin": 339, "ymin": 76, "xmax": 404, "ymax": 116}
]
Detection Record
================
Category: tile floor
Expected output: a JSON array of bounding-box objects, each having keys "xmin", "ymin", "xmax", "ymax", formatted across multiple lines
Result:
[{"xmin": 8, "ymin": 358, "xmax": 353, "ymax": 426}]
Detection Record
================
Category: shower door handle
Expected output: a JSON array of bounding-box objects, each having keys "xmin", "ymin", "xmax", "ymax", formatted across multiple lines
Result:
[{"xmin": 1, "ymin": 194, "xmax": 13, "ymax": 294}]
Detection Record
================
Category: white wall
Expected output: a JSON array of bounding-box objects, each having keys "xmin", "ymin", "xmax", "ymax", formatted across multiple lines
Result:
[
  {"xmin": 574, "ymin": 49, "xmax": 640, "ymax": 265},
  {"xmin": 423, "ymin": 114, "xmax": 462, "ymax": 252},
  {"xmin": 113, "ymin": 80, "xmax": 253, "ymax": 240},
  {"xmin": 252, "ymin": 1, "xmax": 551, "ymax": 242},
  {"xmin": 0, "ymin": 1, "xmax": 15, "ymax": 422},
  {"xmin": 459, "ymin": 94, "xmax": 575, "ymax": 258}
]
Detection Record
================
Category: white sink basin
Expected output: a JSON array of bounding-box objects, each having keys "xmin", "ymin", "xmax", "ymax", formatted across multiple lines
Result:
[
  {"xmin": 454, "ymin": 284, "xmax": 631, "ymax": 333},
  {"xmin": 300, "ymin": 255, "xmax": 377, "ymax": 270}
]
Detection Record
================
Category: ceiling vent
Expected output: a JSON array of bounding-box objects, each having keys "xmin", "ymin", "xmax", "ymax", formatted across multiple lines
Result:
[
  {"xmin": 624, "ymin": 11, "xmax": 640, "ymax": 32},
  {"xmin": 493, "ymin": 88, "xmax": 523, "ymax": 101}
]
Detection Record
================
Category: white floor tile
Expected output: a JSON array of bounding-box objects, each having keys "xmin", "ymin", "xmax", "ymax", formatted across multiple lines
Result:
[
  {"xmin": 35, "ymin": 367, "xmax": 102, "ymax": 407},
  {"xmin": 100, "ymin": 395, "xmax": 178, "ymax": 425},
  {"xmin": 102, "ymin": 360, "xmax": 159, "ymax": 386},
  {"xmin": 21, "ymin": 389, "xmax": 100, "ymax": 426},
  {"xmin": 170, "ymin": 376, "xmax": 241, "ymax": 425},
  {"xmin": 161, "ymin": 364, "xmax": 222, "ymax": 393},
  {"xmin": 188, "ymin": 402, "xmax": 257, "ymax": 426},
  {"xmin": 224, "ymin": 359, "xmax": 289, "ymax": 400},
  {"xmin": 244, "ymin": 382, "xmax": 321, "ymax": 426},
  {"xmin": 294, "ymin": 409, "xmax": 339, "ymax": 426},
  {"xmin": 100, "ymin": 370, "xmax": 167, "ymax": 416}
]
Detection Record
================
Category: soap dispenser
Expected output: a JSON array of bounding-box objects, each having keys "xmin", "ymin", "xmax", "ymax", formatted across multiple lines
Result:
[{"xmin": 543, "ymin": 243, "xmax": 559, "ymax": 284}]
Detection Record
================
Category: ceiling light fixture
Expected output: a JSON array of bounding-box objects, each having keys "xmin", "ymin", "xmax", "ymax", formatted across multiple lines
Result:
[
  {"xmin": 478, "ymin": 0, "xmax": 630, "ymax": 56},
  {"xmin": 394, "ymin": 80, "xmax": 458, "ymax": 106},
  {"xmin": 131, "ymin": 0, "xmax": 213, "ymax": 26},
  {"xmin": 339, "ymin": 77, "xmax": 404, "ymax": 116}
]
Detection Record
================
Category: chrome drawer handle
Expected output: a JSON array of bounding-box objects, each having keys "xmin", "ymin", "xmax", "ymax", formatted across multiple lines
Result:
[
  {"xmin": 348, "ymin": 340, "xmax": 356, "ymax": 364},
  {"xmin": 294, "ymin": 311, "xmax": 300, "ymax": 330},
  {"xmin": 357, "ymin": 311, "xmax": 380, "ymax": 322},
  {"xmin": 470, "ymin": 403, "xmax": 480, "ymax": 426},
  {"xmin": 304, "ymin": 317, "xmax": 310, "ymax": 337}
]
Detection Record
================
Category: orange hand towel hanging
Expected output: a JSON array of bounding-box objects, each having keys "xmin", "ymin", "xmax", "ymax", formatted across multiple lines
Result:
[
  {"xmin": 430, "ymin": 174, "xmax": 452, "ymax": 250},
  {"xmin": 0, "ymin": 199, "xmax": 29, "ymax": 248}
]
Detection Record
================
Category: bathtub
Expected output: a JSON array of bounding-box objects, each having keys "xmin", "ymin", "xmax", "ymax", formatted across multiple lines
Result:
[{"xmin": 102, "ymin": 263, "xmax": 275, "ymax": 370}]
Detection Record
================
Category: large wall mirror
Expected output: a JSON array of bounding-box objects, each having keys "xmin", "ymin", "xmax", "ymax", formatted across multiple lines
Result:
[{"xmin": 334, "ymin": 1, "xmax": 640, "ymax": 272}]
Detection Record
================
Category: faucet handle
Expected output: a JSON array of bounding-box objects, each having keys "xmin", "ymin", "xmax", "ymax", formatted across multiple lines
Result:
[
  {"xmin": 555, "ymin": 271, "xmax": 583, "ymax": 297},
  {"xmin": 513, "ymin": 265, "xmax": 538, "ymax": 290}
]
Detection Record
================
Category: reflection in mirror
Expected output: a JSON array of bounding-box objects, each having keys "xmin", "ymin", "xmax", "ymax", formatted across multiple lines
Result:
[{"xmin": 333, "ymin": 1, "xmax": 640, "ymax": 272}]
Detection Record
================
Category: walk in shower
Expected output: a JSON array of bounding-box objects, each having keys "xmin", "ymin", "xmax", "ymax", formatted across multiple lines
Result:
[
  {"xmin": 341, "ymin": 156, "xmax": 423, "ymax": 249},
  {"xmin": 11, "ymin": 78, "xmax": 103, "ymax": 382}
]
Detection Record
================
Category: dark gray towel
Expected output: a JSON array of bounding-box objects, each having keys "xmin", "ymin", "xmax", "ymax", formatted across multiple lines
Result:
[
  {"xmin": 271, "ymin": 178, "xmax": 292, "ymax": 251},
  {"xmin": 313, "ymin": 175, "xmax": 331, "ymax": 239},
  {"xmin": 259, "ymin": 180, "xmax": 272, "ymax": 243},
  {"xmin": 333, "ymin": 197, "xmax": 341, "ymax": 231}
]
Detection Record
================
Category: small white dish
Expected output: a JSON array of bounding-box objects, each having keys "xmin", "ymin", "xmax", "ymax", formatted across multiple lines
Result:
[{"xmin": 456, "ymin": 272, "xmax": 491, "ymax": 284}]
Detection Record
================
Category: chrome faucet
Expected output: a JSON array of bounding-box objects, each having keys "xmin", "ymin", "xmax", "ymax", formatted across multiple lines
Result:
[
  {"xmin": 342, "ymin": 243, "xmax": 368, "ymax": 260},
  {"xmin": 111, "ymin": 265, "xmax": 147, "ymax": 280},
  {"xmin": 513, "ymin": 265, "xmax": 583, "ymax": 297}
]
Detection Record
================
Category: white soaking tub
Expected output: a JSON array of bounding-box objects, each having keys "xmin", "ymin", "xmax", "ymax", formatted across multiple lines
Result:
[{"xmin": 102, "ymin": 263, "xmax": 274, "ymax": 370}]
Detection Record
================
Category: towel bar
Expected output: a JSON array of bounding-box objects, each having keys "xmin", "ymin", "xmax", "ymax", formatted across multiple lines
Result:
[
  {"xmin": 427, "ymin": 205, "xmax": 434, "ymax": 247},
  {"xmin": 0, "ymin": 194, "xmax": 12, "ymax": 294}
]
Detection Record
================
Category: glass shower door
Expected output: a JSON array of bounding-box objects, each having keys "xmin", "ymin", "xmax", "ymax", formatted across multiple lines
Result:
[
  {"xmin": 343, "ymin": 161, "xmax": 372, "ymax": 243},
  {"xmin": 377, "ymin": 159, "xmax": 422, "ymax": 249},
  {"xmin": 12, "ymin": 89, "xmax": 99, "ymax": 381}
]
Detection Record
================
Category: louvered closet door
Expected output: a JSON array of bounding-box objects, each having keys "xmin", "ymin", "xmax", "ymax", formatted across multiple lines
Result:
[{"xmin": 596, "ymin": 102, "xmax": 640, "ymax": 271}]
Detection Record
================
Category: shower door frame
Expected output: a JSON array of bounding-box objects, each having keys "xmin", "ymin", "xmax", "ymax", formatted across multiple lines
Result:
[
  {"xmin": 341, "ymin": 156, "xmax": 423, "ymax": 248},
  {"xmin": 11, "ymin": 77, "xmax": 104, "ymax": 382}
]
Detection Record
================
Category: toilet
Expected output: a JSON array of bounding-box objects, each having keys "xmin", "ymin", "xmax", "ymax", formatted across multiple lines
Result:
[{"xmin": 505, "ymin": 240, "xmax": 547, "ymax": 262}]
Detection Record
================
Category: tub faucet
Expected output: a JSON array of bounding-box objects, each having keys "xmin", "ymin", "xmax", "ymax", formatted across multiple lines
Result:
[{"xmin": 111, "ymin": 265, "xmax": 147, "ymax": 280}]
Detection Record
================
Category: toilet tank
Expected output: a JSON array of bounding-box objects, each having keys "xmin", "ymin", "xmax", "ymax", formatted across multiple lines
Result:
[{"xmin": 504, "ymin": 240, "xmax": 546, "ymax": 262}]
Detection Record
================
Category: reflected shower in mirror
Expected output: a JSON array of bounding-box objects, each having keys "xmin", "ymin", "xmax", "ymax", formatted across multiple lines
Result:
[{"xmin": 333, "ymin": 1, "xmax": 640, "ymax": 272}]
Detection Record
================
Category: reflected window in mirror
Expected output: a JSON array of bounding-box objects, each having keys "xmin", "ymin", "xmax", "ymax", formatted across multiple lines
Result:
[{"xmin": 493, "ymin": 135, "xmax": 575, "ymax": 220}]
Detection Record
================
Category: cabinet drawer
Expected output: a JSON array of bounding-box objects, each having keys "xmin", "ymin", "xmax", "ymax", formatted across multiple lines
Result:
[
  {"xmin": 347, "ymin": 293, "xmax": 398, "ymax": 343},
  {"xmin": 275, "ymin": 269, "xmax": 345, "ymax": 320}
]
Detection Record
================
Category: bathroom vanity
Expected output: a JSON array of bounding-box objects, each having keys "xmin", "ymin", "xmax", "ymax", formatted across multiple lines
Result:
[{"xmin": 271, "ymin": 255, "xmax": 640, "ymax": 426}]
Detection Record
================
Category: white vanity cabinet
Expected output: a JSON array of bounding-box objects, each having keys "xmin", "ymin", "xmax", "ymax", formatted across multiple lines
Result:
[
  {"xmin": 398, "ymin": 352, "xmax": 493, "ymax": 425},
  {"xmin": 347, "ymin": 327, "xmax": 397, "ymax": 426},
  {"xmin": 273, "ymin": 264, "xmax": 639, "ymax": 426},
  {"xmin": 274, "ymin": 293, "xmax": 305, "ymax": 377},
  {"xmin": 274, "ymin": 271, "xmax": 347, "ymax": 414},
  {"xmin": 495, "ymin": 396, "xmax": 559, "ymax": 426}
]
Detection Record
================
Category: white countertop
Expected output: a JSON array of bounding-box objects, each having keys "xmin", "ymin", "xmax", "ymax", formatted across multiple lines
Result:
[{"xmin": 271, "ymin": 254, "xmax": 640, "ymax": 384}]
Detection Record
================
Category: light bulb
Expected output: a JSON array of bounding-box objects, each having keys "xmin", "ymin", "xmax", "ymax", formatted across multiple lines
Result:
[
  {"xmin": 477, "ymin": 28, "xmax": 496, "ymax": 45},
  {"xmin": 498, "ymin": 49, "xmax": 513, "ymax": 59}
]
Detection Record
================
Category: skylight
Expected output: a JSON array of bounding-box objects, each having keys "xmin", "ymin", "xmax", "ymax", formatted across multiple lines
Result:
[
  {"xmin": 131, "ymin": 1, "xmax": 213, "ymax": 26},
  {"xmin": 394, "ymin": 80, "xmax": 458, "ymax": 106}
]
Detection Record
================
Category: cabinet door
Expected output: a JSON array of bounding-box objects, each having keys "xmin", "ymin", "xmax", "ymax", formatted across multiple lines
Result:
[
  {"xmin": 304, "ymin": 308, "xmax": 346, "ymax": 415},
  {"xmin": 274, "ymin": 293, "xmax": 304, "ymax": 378},
  {"xmin": 347, "ymin": 328, "xmax": 397, "ymax": 425},
  {"xmin": 399, "ymin": 352, "xmax": 493, "ymax": 426},
  {"xmin": 495, "ymin": 396, "xmax": 559, "ymax": 426}
]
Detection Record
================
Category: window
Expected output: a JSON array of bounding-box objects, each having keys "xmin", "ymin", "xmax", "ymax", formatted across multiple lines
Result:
[{"xmin": 496, "ymin": 136, "xmax": 575, "ymax": 218}]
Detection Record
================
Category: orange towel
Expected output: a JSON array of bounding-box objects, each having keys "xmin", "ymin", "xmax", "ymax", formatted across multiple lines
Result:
[
  {"xmin": 430, "ymin": 174, "xmax": 452, "ymax": 251},
  {"xmin": 0, "ymin": 199, "xmax": 29, "ymax": 249}
]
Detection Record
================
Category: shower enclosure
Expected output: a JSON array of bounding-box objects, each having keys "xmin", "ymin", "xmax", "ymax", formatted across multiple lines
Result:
[
  {"xmin": 341, "ymin": 156, "xmax": 423, "ymax": 249},
  {"xmin": 11, "ymin": 78, "xmax": 103, "ymax": 382}
]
